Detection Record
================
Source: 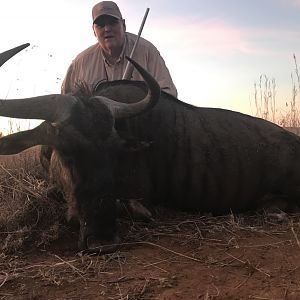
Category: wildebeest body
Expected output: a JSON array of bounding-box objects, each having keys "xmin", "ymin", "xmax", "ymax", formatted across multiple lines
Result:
[
  {"xmin": 2, "ymin": 44, "xmax": 300, "ymax": 252},
  {"xmin": 96, "ymin": 81, "xmax": 300, "ymax": 213}
]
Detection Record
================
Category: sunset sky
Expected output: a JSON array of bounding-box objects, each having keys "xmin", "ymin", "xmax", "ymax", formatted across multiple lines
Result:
[{"xmin": 1, "ymin": 0, "xmax": 300, "ymax": 131}]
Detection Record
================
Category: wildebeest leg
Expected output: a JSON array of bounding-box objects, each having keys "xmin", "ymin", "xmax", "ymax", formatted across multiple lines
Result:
[
  {"xmin": 40, "ymin": 145, "xmax": 66, "ymax": 204},
  {"xmin": 40, "ymin": 145, "xmax": 53, "ymax": 174},
  {"xmin": 46, "ymin": 183, "xmax": 64, "ymax": 201}
]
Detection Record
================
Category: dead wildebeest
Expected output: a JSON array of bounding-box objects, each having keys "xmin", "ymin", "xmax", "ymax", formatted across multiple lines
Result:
[{"xmin": 1, "ymin": 44, "xmax": 300, "ymax": 253}]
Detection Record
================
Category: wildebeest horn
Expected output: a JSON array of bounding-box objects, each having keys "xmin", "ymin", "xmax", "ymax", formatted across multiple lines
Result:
[
  {"xmin": 0, "ymin": 95, "xmax": 78, "ymax": 124},
  {"xmin": 0, "ymin": 44, "xmax": 78, "ymax": 124},
  {"xmin": 0, "ymin": 122, "xmax": 57, "ymax": 154},
  {"xmin": 92, "ymin": 56, "xmax": 161, "ymax": 119},
  {"xmin": 0, "ymin": 43, "xmax": 30, "ymax": 67}
]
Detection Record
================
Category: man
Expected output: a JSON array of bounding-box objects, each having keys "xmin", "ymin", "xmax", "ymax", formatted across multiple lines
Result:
[{"xmin": 62, "ymin": 1, "xmax": 177, "ymax": 97}]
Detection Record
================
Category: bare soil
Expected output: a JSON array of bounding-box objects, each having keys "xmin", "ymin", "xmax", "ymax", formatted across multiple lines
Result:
[{"xmin": 2, "ymin": 211, "xmax": 300, "ymax": 300}]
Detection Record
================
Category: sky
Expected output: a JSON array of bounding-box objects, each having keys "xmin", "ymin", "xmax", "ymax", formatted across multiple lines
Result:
[{"xmin": 1, "ymin": 0, "xmax": 300, "ymax": 132}]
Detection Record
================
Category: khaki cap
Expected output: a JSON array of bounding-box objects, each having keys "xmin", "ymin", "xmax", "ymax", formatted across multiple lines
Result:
[{"xmin": 92, "ymin": 1, "xmax": 123, "ymax": 23}]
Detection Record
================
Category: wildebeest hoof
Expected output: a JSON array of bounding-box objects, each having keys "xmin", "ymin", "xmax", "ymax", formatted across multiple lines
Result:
[
  {"xmin": 266, "ymin": 211, "xmax": 288, "ymax": 221},
  {"xmin": 46, "ymin": 184, "xmax": 64, "ymax": 201},
  {"xmin": 128, "ymin": 199, "xmax": 154, "ymax": 221},
  {"xmin": 83, "ymin": 235, "xmax": 121, "ymax": 254},
  {"xmin": 117, "ymin": 199, "xmax": 153, "ymax": 222}
]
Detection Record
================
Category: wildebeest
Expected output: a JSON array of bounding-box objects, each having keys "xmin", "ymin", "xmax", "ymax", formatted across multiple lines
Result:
[{"xmin": 1, "ymin": 44, "xmax": 300, "ymax": 253}]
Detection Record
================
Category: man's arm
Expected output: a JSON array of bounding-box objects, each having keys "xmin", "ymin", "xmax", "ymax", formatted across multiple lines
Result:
[
  {"xmin": 61, "ymin": 63, "xmax": 76, "ymax": 94},
  {"xmin": 149, "ymin": 52, "xmax": 177, "ymax": 97},
  {"xmin": 127, "ymin": 34, "xmax": 178, "ymax": 97}
]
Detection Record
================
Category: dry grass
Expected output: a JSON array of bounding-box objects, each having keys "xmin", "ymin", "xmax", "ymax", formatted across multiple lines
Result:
[
  {"xmin": 253, "ymin": 54, "xmax": 300, "ymax": 127},
  {"xmin": 0, "ymin": 147, "xmax": 67, "ymax": 254}
]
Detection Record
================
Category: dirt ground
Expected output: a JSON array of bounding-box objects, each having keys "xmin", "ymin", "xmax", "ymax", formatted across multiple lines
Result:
[{"xmin": 2, "ymin": 210, "xmax": 300, "ymax": 300}]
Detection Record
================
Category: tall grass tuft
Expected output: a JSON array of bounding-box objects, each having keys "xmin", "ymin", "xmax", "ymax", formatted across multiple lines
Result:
[
  {"xmin": 253, "ymin": 75, "xmax": 276, "ymax": 123},
  {"xmin": 253, "ymin": 54, "xmax": 300, "ymax": 127}
]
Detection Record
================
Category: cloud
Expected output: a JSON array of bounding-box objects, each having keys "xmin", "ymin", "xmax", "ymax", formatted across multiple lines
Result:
[
  {"xmin": 278, "ymin": 0, "xmax": 300, "ymax": 7},
  {"xmin": 143, "ymin": 15, "xmax": 300, "ymax": 59},
  {"xmin": 144, "ymin": 17, "xmax": 263, "ymax": 57},
  {"xmin": 288, "ymin": 0, "xmax": 300, "ymax": 6}
]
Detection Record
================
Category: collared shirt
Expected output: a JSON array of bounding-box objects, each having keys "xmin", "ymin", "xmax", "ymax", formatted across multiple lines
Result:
[{"xmin": 61, "ymin": 32, "xmax": 177, "ymax": 97}]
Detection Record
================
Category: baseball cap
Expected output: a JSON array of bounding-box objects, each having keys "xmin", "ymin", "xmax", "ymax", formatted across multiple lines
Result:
[{"xmin": 92, "ymin": 1, "xmax": 123, "ymax": 23}]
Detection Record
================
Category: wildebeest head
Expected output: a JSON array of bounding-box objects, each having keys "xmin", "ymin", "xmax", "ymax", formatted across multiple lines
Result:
[{"xmin": 0, "ymin": 44, "xmax": 161, "ymax": 252}]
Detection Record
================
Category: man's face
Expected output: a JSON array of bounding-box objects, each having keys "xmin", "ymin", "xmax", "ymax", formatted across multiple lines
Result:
[{"xmin": 93, "ymin": 15, "xmax": 126, "ymax": 55}]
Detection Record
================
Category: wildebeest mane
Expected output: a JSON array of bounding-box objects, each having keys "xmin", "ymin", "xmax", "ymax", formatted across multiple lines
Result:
[{"xmin": 73, "ymin": 81, "xmax": 93, "ymax": 99}]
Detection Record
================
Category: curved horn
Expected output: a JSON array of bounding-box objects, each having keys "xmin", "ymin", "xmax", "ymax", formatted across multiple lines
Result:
[
  {"xmin": 0, "ymin": 122, "xmax": 57, "ymax": 155},
  {"xmin": 92, "ymin": 56, "xmax": 161, "ymax": 119},
  {"xmin": 0, "ymin": 94, "xmax": 78, "ymax": 124},
  {"xmin": 0, "ymin": 43, "xmax": 30, "ymax": 67}
]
